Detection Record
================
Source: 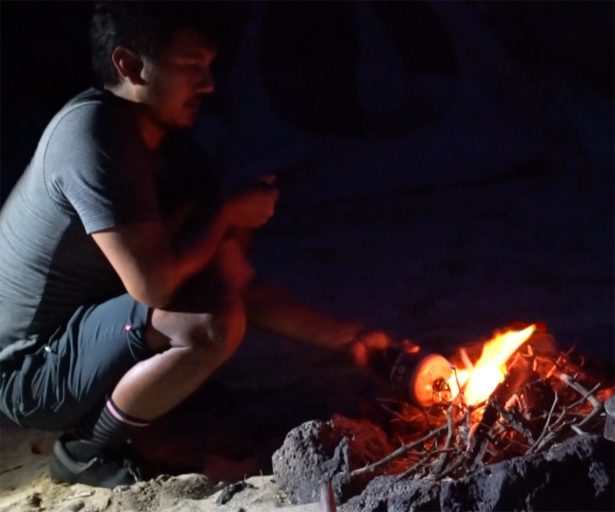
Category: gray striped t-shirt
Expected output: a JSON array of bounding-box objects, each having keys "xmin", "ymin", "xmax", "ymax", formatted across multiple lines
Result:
[{"xmin": 0, "ymin": 88, "xmax": 162, "ymax": 361}]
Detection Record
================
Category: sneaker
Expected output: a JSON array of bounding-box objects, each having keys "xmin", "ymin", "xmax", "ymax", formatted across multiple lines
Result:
[{"xmin": 49, "ymin": 435, "xmax": 142, "ymax": 488}]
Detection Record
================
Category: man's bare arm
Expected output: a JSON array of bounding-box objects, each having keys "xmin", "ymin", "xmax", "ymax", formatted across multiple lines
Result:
[
  {"xmin": 92, "ymin": 212, "xmax": 229, "ymax": 308},
  {"xmin": 92, "ymin": 187, "xmax": 279, "ymax": 308},
  {"xmin": 245, "ymin": 278, "xmax": 396, "ymax": 367},
  {"xmin": 245, "ymin": 278, "xmax": 371, "ymax": 347}
]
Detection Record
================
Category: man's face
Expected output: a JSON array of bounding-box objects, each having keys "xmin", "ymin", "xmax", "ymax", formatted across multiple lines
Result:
[{"xmin": 141, "ymin": 28, "xmax": 216, "ymax": 129}]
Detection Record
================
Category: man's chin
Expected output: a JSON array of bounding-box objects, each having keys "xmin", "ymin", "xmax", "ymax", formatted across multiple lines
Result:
[
  {"xmin": 182, "ymin": 109, "xmax": 201, "ymax": 126},
  {"xmin": 164, "ymin": 115, "xmax": 198, "ymax": 131}
]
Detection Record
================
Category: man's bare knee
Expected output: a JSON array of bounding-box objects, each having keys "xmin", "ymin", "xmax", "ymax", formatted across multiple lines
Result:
[{"xmin": 146, "ymin": 295, "xmax": 246, "ymax": 360}]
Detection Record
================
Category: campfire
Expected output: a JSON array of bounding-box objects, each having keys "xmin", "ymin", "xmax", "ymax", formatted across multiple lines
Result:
[
  {"xmin": 273, "ymin": 323, "xmax": 614, "ymax": 510},
  {"xmin": 357, "ymin": 323, "xmax": 610, "ymax": 480}
]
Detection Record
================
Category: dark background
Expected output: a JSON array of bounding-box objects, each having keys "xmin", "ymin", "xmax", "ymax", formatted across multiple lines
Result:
[
  {"xmin": 1, "ymin": 0, "xmax": 613, "ymax": 479},
  {"xmin": 2, "ymin": 1, "xmax": 613, "ymax": 200}
]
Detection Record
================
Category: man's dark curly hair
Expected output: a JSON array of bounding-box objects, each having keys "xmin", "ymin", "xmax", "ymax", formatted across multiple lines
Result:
[{"xmin": 90, "ymin": 1, "xmax": 219, "ymax": 87}]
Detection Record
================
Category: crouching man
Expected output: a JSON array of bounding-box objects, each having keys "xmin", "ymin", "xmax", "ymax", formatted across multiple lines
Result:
[{"xmin": 0, "ymin": 1, "xmax": 392, "ymax": 488}]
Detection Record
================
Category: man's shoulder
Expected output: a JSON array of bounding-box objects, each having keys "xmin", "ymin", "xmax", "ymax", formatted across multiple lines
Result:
[
  {"xmin": 44, "ymin": 89, "xmax": 137, "ymax": 144},
  {"xmin": 43, "ymin": 88, "xmax": 143, "ymax": 166},
  {"xmin": 53, "ymin": 87, "xmax": 109, "ymax": 122},
  {"xmin": 65, "ymin": 87, "xmax": 105, "ymax": 105}
]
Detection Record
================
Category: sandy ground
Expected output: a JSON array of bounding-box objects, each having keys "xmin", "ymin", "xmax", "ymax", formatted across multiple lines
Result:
[{"xmin": 0, "ymin": 419, "xmax": 319, "ymax": 512}]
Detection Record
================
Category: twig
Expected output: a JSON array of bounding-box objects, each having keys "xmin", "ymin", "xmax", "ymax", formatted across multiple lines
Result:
[
  {"xmin": 432, "ymin": 405, "xmax": 455, "ymax": 476},
  {"xmin": 350, "ymin": 421, "xmax": 456, "ymax": 478},
  {"xmin": 379, "ymin": 401, "xmax": 418, "ymax": 424},
  {"xmin": 562, "ymin": 381, "xmax": 602, "ymax": 411},
  {"xmin": 554, "ymin": 373, "xmax": 603, "ymax": 429},
  {"xmin": 577, "ymin": 406, "xmax": 604, "ymax": 428},
  {"xmin": 570, "ymin": 424, "xmax": 587, "ymax": 436},
  {"xmin": 557, "ymin": 373, "xmax": 601, "ymax": 409},
  {"xmin": 436, "ymin": 455, "xmax": 467, "ymax": 479},
  {"xmin": 529, "ymin": 375, "xmax": 602, "ymax": 453},
  {"xmin": 451, "ymin": 366, "xmax": 466, "ymax": 408},
  {"xmin": 395, "ymin": 450, "xmax": 446, "ymax": 481},
  {"xmin": 527, "ymin": 391, "xmax": 558, "ymax": 454},
  {"xmin": 494, "ymin": 402, "xmax": 535, "ymax": 443}
]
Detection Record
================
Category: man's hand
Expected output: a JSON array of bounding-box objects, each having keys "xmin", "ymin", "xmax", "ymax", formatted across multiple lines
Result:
[
  {"xmin": 223, "ymin": 186, "xmax": 280, "ymax": 229},
  {"xmin": 349, "ymin": 329, "xmax": 420, "ymax": 368},
  {"xmin": 349, "ymin": 329, "xmax": 391, "ymax": 368}
]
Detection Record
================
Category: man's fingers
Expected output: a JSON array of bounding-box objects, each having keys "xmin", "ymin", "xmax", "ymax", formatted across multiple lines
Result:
[
  {"xmin": 361, "ymin": 331, "xmax": 391, "ymax": 350},
  {"xmin": 401, "ymin": 339, "xmax": 421, "ymax": 353},
  {"xmin": 258, "ymin": 174, "xmax": 277, "ymax": 186},
  {"xmin": 268, "ymin": 187, "xmax": 281, "ymax": 203},
  {"xmin": 352, "ymin": 341, "xmax": 369, "ymax": 368}
]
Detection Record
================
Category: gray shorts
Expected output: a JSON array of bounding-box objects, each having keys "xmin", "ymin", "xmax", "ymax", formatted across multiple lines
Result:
[{"xmin": 0, "ymin": 294, "xmax": 152, "ymax": 431}]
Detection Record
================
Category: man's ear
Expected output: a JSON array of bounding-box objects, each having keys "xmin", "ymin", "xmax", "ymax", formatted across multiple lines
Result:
[{"xmin": 111, "ymin": 46, "xmax": 146, "ymax": 85}]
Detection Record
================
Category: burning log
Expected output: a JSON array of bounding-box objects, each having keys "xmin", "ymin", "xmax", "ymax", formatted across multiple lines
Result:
[{"xmin": 465, "ymin": 366, "xmax": 532, "ymax": 469}]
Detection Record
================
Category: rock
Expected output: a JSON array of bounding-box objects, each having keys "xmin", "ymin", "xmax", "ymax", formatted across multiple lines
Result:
[
  {"xmin": 604, "ymin": 395, "xmax": 615, "ymax": 442},
  {"xmin": 334, "ymin": 434, "xmax": 613, "ymax": 511},
  {"xmin": 272, "ymin": 415, "xmax": 393, "ymax": 504},
  {"xmin": 156, "ymin": 473, "xmax": 214, "ymax": 502},
  {"xmin": 216, "ymin": 481, "xmax": 256, "ymax": 505},
  {"xmin": 272, "ymin": 419, "xmax": 351, "ymax": 504},
  {"xmin": 26, "ymin": 493, "xmax": 42, "ymax": 508},
  {"xmin": 440, "ymin": 435, "xmax": 614, "ymax": 511},
  {"xmin": 340, "ymin": 476, "xmax": 440, "ymax": 512}
]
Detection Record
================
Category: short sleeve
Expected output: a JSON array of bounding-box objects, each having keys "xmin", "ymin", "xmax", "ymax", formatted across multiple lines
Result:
[{"xmin": 44, "ymin": 101, "xmax": 161, "ymax": 234}]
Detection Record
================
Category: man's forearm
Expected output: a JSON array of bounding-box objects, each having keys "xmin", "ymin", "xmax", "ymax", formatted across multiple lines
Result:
[
  {"xmin": 171, "ymin": 208, "xmax": 231, "ymax": 285},
  {"xmin": 244, "ymin": 278, "xmax": 361, "ymax": 349}
]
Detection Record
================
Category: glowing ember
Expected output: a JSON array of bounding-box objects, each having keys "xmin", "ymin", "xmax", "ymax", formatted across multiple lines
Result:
[{"xmin": 449, "ymin": 324, "xmax": 536, "ymax": 406}]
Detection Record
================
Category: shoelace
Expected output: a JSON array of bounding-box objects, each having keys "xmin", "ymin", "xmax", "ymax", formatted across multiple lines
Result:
[{"xmin": 122, "ymin": 458, "xmax": 143, "ymax": 482}]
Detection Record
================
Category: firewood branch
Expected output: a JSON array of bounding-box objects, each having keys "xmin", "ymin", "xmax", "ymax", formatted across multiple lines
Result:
[
  {"xmin": 527, "ymin": 391, "xmax": 558, "ymax": 454},
  {"xmin": 432, "ymin": 405, "xmax": 456, "ymax": 476},
  {"xmin": 556, "ymin": 372, "xmax": 601, "ymax": 409},
  {"xmin": 350, "ymin": 419, "xmax": 462, "ymax": 479},
  {"xmin": 395, "ymin": 449, "xmax": 453, "ymax": 481}
]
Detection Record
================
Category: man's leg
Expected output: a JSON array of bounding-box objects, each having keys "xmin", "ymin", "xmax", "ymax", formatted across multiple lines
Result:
[
  {"xmin": 109, "ymin": 290, "xmax": 246, "ymax": 420},
  {"xmin": 58, "ymin": 238, "xmax": 254, "ymax": 486},
  {"xmin": 109, "ymin": 236, "xmax": 253, "ymax": 421},
  {"xmin": 47, "ymin": 284, "xmax": 246, "ymax": 487}
]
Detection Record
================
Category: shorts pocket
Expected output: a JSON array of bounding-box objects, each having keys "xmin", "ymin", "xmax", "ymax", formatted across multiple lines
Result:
[{"xmin": 17, "ymin": 349, "xmax": 67, "ymax": 430}]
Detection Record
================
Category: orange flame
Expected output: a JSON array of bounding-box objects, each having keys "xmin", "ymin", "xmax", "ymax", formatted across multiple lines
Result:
[{"xmin": 449, "ymin": 324, "xmax": 536, "ymax": 406}]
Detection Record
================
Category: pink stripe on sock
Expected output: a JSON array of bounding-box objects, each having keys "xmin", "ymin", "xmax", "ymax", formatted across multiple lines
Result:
[{"xmin": 105, "ymin": 400, "xmax": 150, "ymax": 428}]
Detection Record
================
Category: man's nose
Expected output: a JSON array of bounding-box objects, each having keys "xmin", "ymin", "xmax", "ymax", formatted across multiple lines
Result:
[{"xmin": 197, "ymin": 71, "xmax": 215, "ymax": 94}]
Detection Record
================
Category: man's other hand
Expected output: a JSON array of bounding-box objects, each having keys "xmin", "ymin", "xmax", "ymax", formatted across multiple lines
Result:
[
  {"xmin": 350, "ymin": 330, "xmax": 420, "ymax": 369},
  {"xmin": 350, "ymin": 329, "xmax": 391, "ymax": 368},
  {"xmin": 223, "ymin": 186, "xmax": 280, "ymax": 228}
]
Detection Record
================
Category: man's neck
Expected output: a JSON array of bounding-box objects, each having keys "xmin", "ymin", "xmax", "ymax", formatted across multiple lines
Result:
[
  {"xmin": 133, "ymin": 111, "xmax": 166, "ymax": 151},
  {"xmin": 104, "ymin": 85, "xmax": 166, "ymax": 151}
]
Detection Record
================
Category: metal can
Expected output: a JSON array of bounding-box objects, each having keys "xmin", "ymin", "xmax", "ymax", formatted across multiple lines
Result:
[{"xmin": 390, "ymin": 351, "xmax": 453, "ymax": 406}]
